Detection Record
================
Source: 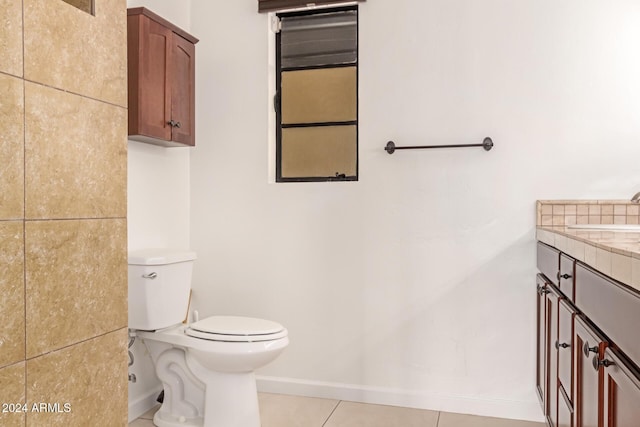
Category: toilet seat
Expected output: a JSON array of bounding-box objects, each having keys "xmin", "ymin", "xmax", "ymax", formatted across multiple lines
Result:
[{"xmin": 185, "ymin": 316, "xmax": 288, "ymax": 342}]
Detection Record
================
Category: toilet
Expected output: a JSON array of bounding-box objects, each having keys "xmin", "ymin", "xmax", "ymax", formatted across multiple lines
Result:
[{"xmin": 128, "ymin": 249, "xmax": 289, "ymax": 427}]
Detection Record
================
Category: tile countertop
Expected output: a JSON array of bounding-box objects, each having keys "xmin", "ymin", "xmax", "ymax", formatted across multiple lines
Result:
[{"xmin": 536, "ymin": 225, "xmax": 640, "ymax": 292}]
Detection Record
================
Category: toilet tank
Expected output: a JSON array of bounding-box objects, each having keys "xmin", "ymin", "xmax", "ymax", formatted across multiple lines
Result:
[{"xmin": 128, "ymin": 249, "xmax": 197, "ymax": 330}]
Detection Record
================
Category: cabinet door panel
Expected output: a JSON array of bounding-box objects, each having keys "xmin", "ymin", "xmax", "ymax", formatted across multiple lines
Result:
[
  {"xmin": 574, "ymin": 316, "xmax": 606, "ymax": 427},
  {"xmin": 138, "ymin": 16, "xmax": 172, "ymax": 140},
  {"xmin": 547, "ymin": 286, "xmax": 562, "ymax": 426},
  {"xmin": 537, "ymin": 275, "xmax": 548, "ymax": 407},
  {"xmin": 558, "ymin": 300, "xmax": 575, "ymax": 404},
  {"xmin": 171, "ymin": 34, "xmax": 196, "ymax": 146},
  {"xmin": 602, "ymin": 349, "xmax": 640, "ymax": 427}
]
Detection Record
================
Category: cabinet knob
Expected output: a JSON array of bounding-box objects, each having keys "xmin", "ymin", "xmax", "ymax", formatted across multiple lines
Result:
[
  {"xmin": 583, "ymin": 342, "xmax": 598, "ymax": 357},
  {"xmin": 555, "ymin": 341, "xmax": 570, "ymax": 350},
  {"xmin": 168, "ymin": 120, "xmax": 182, "ymax": 128},
  {"xmin": 592, "ymin": 356, "xmax": 614, "ymax": 371},
  {"xmin": 560, "ymin": 273, "xmax": 572, "ymax": 280}
]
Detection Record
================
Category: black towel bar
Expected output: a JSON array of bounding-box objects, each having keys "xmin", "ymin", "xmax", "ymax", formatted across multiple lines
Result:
[{"xmin": 384, "ymin": 137, "xmax": 493, "ymax": 154}]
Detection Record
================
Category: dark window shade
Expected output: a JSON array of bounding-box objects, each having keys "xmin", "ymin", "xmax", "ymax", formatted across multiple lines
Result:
[
  {"xmin": 280, "ymin": 11, "xmax": 357, "ymax": 68},
  {"xmin": 259, "ymin": 0, "xmax": 365, "ymax": 13}
]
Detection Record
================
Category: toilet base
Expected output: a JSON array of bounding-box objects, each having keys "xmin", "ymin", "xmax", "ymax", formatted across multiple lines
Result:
[{"xmin": 187, "ymin": 355, "xmax": 261, "ymax": 427}]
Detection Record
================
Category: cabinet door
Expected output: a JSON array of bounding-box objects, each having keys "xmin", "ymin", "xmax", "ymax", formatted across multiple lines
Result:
[
  {"xmin": 574, "ymin": 316, "xmax": 607, "ymax": 427},
  {"xmin": 558, "ymin": 300, "xmax": 575, "ymax": 404},
  {"xmin": 601, "ymin": 349, "xmax": 640, "ymax": 427},
  {"xmin": 134, "ymin": 15, "xmax": 172, "ymax": 141},
  {"xmin": 170, "ymin": 34, "xmax": 196, "ymax": 146},
  {"xmin": 537, "ymin": 275, "xmax": 549, "ymax": 407},
  {"xmin": 547, "ymin": 285, "xmax": 562, "ymax": 427}
]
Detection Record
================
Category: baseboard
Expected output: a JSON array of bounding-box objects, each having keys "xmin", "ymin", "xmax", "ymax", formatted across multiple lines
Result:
[
  {"xmin": 128, "ymin": 386, "xmax": 163, "ymax": 422},
  {"xmin": 256, "ymin": 375, "xmax": 545, "ymax": 423}
]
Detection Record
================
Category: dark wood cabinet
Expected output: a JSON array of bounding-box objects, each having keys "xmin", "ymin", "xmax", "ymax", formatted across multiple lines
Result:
[
  {"xmin": 537, "ymin": 241, "xmax": 640, "ymax": 427},
  {"xmin": 601, "ymin": 348, "xmax": 640, "ymax": 427},
  {"xmin": 537, "ymin": 275, "xmax": 549, "ymax": 407},
  {"xmin": 574, "ymin": 316, "xmax": 606, "ymax": 427},
  {"xmin": 127, "ymin": 7, "xmax": 198, "ymax": 147},
  {"xmin": 546, "ymin": 285, "xmax": 562, "ymax": 427},
  {"xmin": 558, "ymin": 300, "xmax": 575, "ymax": 407},
  {"xmin": 536, "ymin": 270, "xmax": 566, "ymax": 427}
]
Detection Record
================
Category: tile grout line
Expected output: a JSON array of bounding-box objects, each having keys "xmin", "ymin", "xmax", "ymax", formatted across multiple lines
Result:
[
  {"xmin": 321, "ymin": 399, "xmax": 342, "ymax": 427},
  {"xmin": 21, "ymin": 1, "xmax": 27, "ymax": 426},
  {"xmin": 24, "ymin": 326, "xmax": 127, "ymax": 362}
]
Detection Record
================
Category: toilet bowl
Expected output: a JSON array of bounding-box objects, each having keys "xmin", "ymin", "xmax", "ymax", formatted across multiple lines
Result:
[{"xmin": 128, "ymin": 250, "xmax": 289, "ymax": 427}]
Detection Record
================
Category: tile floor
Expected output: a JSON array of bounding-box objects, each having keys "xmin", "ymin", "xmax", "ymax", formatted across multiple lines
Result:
[{"xmin": 129, "ymin": 392, "xmax": 545, "ymax": 427}]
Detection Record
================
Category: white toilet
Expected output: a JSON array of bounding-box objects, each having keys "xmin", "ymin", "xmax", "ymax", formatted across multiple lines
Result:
[{"xmin": 128, "ymin": 249, "xmax": 289, "ymax": 427}]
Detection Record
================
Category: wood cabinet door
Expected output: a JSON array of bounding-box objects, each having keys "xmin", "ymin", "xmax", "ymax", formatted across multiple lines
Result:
[
  {"xmin": 537, "ymin": 275, "xmax": 549, "ymax": 407},
  {"xmin": 547, "ymin": 285, "xmax": 562, "ymax": 427},
  {"xmin": 601, "ymin": 349, "xmax": 640, "ymax": 427},
  {"xmin": 574, "ymin": 316, "xmax": 607, "ymax": 427},
  {"xmin": 170, "ymin": 34, "xmax": 196, "ymax": 146},
  {"xmin": 136, "ymin": 15, "xmax": 172, "ymax": 141},
  {"xmin": 558, "ymin": 300, "xmax": 575, "ymax": 404}
]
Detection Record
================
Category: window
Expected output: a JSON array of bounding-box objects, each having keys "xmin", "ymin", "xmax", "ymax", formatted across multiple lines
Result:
[{"xmin": 275, "ymin": 6, "xmax": 359, "ymax": 182}]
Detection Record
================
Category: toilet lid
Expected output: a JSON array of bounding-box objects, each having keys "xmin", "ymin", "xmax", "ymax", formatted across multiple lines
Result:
[{"xmin": 185, "ymin": 316, "xmax": 287, "ymax": 342}]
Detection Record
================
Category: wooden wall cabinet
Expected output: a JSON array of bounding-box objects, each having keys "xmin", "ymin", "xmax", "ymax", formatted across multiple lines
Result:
[
  {"xmin": 536, "ymin": 242, "xmax": 640, "ymax": 427},
  {"xmin": 127, "ymin": 7, "xmax": 198, "ymax": 147}
]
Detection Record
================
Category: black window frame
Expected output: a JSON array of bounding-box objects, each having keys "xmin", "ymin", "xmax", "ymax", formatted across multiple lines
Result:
[{"xmin": 275, "ymin": 5, "xmax": 359, "ymax": 183}]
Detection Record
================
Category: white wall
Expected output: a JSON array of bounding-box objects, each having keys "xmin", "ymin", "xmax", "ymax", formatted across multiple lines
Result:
[
  {"xmin": 186, "ymin": 0, "xmax": 640, "ymax": 422},
  {"xmin": 126, "ymin": 0, "xmax": 192, "ymax": 420}
]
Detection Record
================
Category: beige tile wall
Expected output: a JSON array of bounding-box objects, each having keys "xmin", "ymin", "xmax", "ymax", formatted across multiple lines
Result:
[
  {"xmin": 537, "ymin": 200, "xmax": 640, "ymax": 226},
  {"xmin": 0, "ymin": 0, "xmax": 128, "ymax": 425},
  {"xmin": 0, "ymin": 0, "xmax": 23, "ymax": 77},
  {"xmin": 23, "ymin": 0, "xmax": 127, "ymax": 107},
  {"xmin": 0, "ymin": 73, "xmax": 24, "ymax": 219}
]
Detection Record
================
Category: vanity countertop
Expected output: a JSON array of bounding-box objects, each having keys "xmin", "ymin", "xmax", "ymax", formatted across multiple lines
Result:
[
  {"xmin": 536, "ymin": 225, "xmax": 640, "ymax": 292},
  {"xmin": 537, "ymin": 225, "xmax": 640, "ymax": 258}
]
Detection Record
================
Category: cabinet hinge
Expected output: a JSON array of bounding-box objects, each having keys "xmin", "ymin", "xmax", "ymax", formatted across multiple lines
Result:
[{"xmin": 271, "ymin": 16, "xmax": 282, "ymax": 33}]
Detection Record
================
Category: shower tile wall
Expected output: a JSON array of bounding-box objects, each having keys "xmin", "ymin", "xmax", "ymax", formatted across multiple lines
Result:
[{"xmin": 0, "ymin": 1, "xmax": 128, "ymax": 426}]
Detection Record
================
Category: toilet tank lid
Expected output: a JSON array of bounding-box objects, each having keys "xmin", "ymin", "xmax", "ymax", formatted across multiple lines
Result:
[{"xmin": 128, "ymin": 249, "xmax": 197, "ymax": 265}]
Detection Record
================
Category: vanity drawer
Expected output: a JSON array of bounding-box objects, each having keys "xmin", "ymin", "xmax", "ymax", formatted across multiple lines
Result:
[
  {"xmin": 537, "ymin": 242, "xmax": 559, "ymax": 286},
  {"xmin": 575, "ymin": 263, "xmax": 640, "ymax": 365},
  {"xmin": 559, "ymin": 254, "xmax": 575, "ymax": 301}
]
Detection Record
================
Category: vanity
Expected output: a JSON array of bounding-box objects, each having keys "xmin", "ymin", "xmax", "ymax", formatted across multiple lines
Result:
[{"xmin": 535, "ymin": 200, "xmax": 640, "ymax": 427}]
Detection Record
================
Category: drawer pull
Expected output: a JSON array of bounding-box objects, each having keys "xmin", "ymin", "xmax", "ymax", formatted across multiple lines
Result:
[
  {"xmin": 555, "ymin": 341, "xmax": 570, "ymax": 350},
  {"xmin": 592, "ymin": 356, "xmax": 614, "ymax": 371},
  {"xmin": 583, "ymin": 342, "xmax": 598, "ymax": 357}
]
